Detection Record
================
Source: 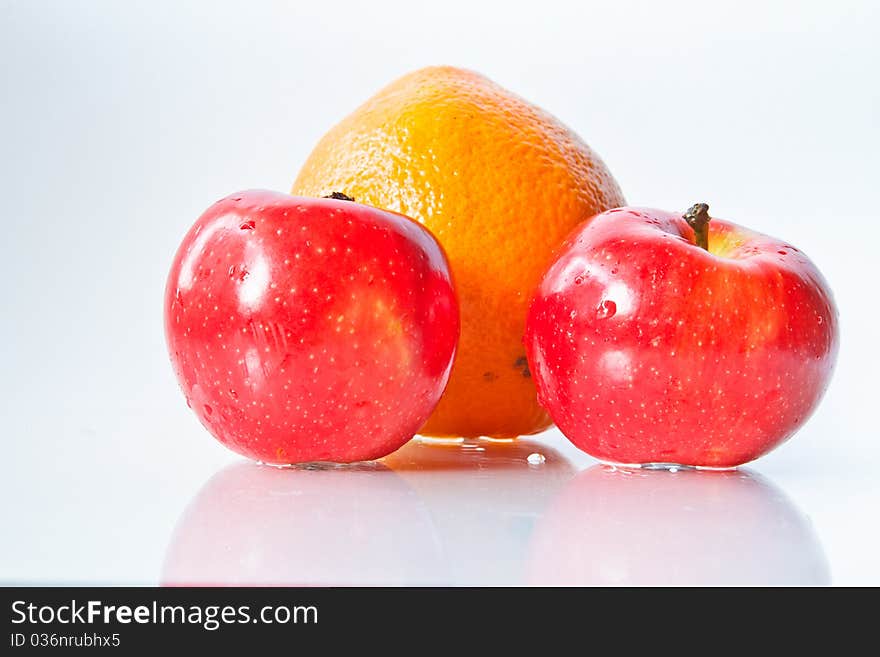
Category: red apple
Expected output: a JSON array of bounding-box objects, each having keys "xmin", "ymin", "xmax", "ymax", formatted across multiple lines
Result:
[
  {"xmin": 524, "ymin": 203, "xmax": 838, "ymax": 467},
  {"xmin": 164, "ymin": 190, "xmax": 459, "ymax": 464}
]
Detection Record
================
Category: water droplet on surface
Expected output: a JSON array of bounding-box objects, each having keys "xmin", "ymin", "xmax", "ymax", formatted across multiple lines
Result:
[
  {"xmin": 527, "ymin": 452, "xmax": 546, "ymax": 465},
  {"xmin": 239, "ymin": 220, "xmax": 255, "ymax": 230},
  {"xmin": 596, "ymin": 299, "xmax": 617, "ymax": 319},
  {"xmin": 228, "ymin": 389, "xmax": 238, "ymax": 399},
  {"xmin": 204, "ymin": 404, "xmax": 213, "ymax": 416},
  {"xmin": 817, "ymin": 316, "xmax": 823, "ymax": 324},
  {"xmin": 574, "ymin": 276, "xmax": 584, "ymax": 285},
  {"xmin": 185, "ymin": 397, "xmax": 192, "ymax": 409}
]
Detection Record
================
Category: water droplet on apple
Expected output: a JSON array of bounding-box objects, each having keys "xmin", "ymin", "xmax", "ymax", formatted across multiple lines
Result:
[
  {"xmin": 574, "ymin": 276, "xmax": 584, "ymax": 285},
  {"xmin": 239, "ymin": 219, "xmax": 255, "ymax": 230},
  {"xmin": 596, "ymin": 299, "xmax": 617, "ymax": 319},
  {"xmin": 204, "ymin": 404, "xmax": 213, "ymax": 416},
  {"xmin": 527, "ymin": 452, "xmax": 546, "ymax": 465},
  {"xmin": 817, "ymin": 316, "xmax": 823, "ymax": 324},
  {"xmin": 228, "ymin": 389, "xmax": 238, "ymax": 399}
]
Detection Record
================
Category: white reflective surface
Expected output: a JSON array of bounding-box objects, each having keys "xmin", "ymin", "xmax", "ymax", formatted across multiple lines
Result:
[
  {"xmin": 164, "ymin": 440, "xmax": 575, "ymax": 586},
  {"xmin": 161, "ymin": 441, "xmax": 831, "ymax": 587},
  {"xmin": 2, "ymin": 0, "xmax": 878, "ymax": 586}
]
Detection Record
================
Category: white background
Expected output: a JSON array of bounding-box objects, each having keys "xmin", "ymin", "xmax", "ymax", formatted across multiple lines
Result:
[{"xmin": 1, "ymin": 0, "xmax": 877, "ymax": 585}]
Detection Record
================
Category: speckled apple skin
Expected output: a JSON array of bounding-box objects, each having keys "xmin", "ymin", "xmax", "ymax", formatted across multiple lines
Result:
[
  {"xmin": 524, "ymin": 207, "xmax": 839, "ymax": 467},
  {"xmin": 165, "ymin": 191, "xmax": 459, "ymax": 464}
]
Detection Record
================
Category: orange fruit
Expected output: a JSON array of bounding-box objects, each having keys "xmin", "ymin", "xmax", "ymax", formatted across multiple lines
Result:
[{"xmin": 292, "ymin": 66, "xmax": 625, "ymax": 438}]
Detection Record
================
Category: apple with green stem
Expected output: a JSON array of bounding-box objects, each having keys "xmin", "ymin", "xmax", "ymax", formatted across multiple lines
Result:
[{"xmin": 524, "ymin": 203, "xmax": 839, "ymax": 468}]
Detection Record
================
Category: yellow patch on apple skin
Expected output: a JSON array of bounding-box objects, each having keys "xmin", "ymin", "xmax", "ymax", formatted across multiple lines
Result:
[
  {"xmin": 337, "ymin": 292, "xmax": 414, "ymax": 374},
  {"xmin": 707, "ymin": 227, "xmax": 748, "ymax": 259},
  {"xmin": 701, "ymin": 446, "xmax": 732, "ymax": 465},
  {"xmin": 374, "ymin": 299, "xmax": 404, "ymax": 338},
  {"xmin": 372, "ymin": 298, "xmax": 414, "ymax": 372}
]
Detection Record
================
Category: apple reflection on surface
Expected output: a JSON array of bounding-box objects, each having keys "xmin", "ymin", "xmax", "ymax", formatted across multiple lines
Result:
[
  {"xmin": 162, "ymin": 438, "xmax": 576, "ymax": 586},
  {"xmin": 162, "ymin": 462, "xmax": 445, "ymax": 586},
  {"xmin": 527, "ymin": 465, "xmax": 830, "ymax": 586}
]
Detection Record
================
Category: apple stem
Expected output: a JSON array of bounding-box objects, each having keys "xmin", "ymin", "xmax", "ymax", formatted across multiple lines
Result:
[
  {"xmin": 324, "ymin": 192, "xmax": 355, "ymax": 202},
  {"xmin": 684, "ymin": 203, "xmax": 711, "ymax": 251}
]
